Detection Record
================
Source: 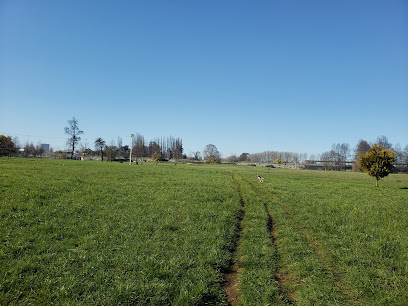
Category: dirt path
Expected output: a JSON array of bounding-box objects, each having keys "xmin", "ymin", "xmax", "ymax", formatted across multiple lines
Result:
[
  {"xmin": 223, "ymin": 262, "xmax": 243, "ymax": 306},
  {"xmin": 241, "ymin": 177, "xmax": 295, "ymax": 304},
  {"xmin": 222, "ymin": 175, "xmax": 245, "ymax": 306}
]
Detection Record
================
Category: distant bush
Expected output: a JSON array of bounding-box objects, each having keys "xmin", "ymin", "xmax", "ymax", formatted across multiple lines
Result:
[
  {"xmin": 206, "ymin": 157, "xmax": 221, "ymax": 164},
  {"xmin": 0, "ymin": 135, "xmax": 16, "ymax": 157},
  {"xmin": 152, "ymin": 152, "xmax": 162, "ymax": 164}
]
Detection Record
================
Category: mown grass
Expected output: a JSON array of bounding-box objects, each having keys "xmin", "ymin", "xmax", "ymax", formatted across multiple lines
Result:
[
  {"xmin": 1, "ymin": 158, "xmax": 408, "ymax": 305},
  {"xmin": 0, "ymin": 159, "xmax": 241, "ymax": 304},
  {"xmin": 238, "ymin": 167, "xmax": 408, "ymax": 305},
  {"xmin": 232, "ymin": 174, "xmax": 283, "ymax": 305}
]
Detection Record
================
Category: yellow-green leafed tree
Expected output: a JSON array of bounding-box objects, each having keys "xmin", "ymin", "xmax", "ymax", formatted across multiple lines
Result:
[
  {"xmin": 358, "ymin": 144, "xmax": 395, "ymax": 187},
  {"xmin": 275, "ymin": 158, "xmax": 282, "ymax": 164},
  {"xmin": 152, "ymin": 151, "xmax": 162, "ymax": 164},
  {"xmin": 207, "ymin": 157, "xmax": 221, "ymax": 164}
]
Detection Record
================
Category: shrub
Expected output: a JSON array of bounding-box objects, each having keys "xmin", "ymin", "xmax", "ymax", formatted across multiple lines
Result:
[
  {"xmin": 206, "ymin": 157, "xmax": 221, "ymax": 164},
  {"xmin": 152, "ymin": 152, "xmax": 162, "ymax": 164},
  {"xmin": 358, "ymin": 144, "xmax": 395, "ymax": 187}
]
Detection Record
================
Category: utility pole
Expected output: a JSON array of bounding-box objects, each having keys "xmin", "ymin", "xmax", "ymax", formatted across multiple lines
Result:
[{"xmin": 129, "ymin": 134, "xmax": 134, "ymax": 165}]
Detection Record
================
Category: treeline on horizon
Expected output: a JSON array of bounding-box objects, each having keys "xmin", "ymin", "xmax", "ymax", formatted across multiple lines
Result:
[
  {"xmin": 0, "ymin": 134, "xmax": 184, "ymax": 163},
  {"xmin": 1, "ymin": 133, "xmax": 408, "ymax": 169},
  {"xmin": 227, "ymin": 135, "xmax": 408, "ymax": 169}
]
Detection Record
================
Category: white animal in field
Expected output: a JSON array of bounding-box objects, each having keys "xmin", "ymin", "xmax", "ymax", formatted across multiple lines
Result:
[{"xmin": 257, "ymin": 175, "xmax": 264, "ymax": 183}]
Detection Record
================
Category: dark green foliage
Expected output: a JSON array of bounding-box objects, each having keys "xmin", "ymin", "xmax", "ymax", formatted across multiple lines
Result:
[{"xmin": 0, "ymin": 135, "xmax": 15, "ymax": 157}]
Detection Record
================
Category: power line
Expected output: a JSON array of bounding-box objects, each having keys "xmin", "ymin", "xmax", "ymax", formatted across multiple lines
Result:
[
  {"xmin": 1, "ymin": 131, "xmax": 131, "ymax": 141},
  {"xmin": 0, "ymin": 131, "xmax": 66, "ymax": 139}
]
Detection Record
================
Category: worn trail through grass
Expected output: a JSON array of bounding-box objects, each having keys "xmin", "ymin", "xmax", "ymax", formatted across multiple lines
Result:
[
  {"xmin": 246, "ymin": 174, "xmax": 365, "ymax": 305},
  {"xmin": 222, "ymin": 174, "xmax": 245, "ymax": 305},
  {"xmin": 2, "ymin": 159, "xmax": 408, "ymax": 304},
  {"xmin": 243, "ymin": 177, "xmax": 295, "ymax": 304},
  {"xmin": 226, "ymin": 174, "xmax": 287, "ymax": 304}
]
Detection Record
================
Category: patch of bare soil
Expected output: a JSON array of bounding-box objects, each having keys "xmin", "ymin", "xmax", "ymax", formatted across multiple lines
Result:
[{"xmin": 223, "ymin": 263, "xmax": 243, "ymax": 306}]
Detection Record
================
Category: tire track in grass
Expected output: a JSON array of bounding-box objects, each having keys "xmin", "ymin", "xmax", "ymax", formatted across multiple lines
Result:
[
  {"xmin": 247, "ymin": 178, "xmax": 363, "ymax": 305},
  {"xmin": 222, "ymin": 174, "xmax": 245, "ymax": 306},
  {"xmin": 272, "ymin": 197, "xmax": 362, "ymax": 305},
  {"xmin": 264, "ymin": 203, "xmax": 295, "ymax": 304},
  {"xmin": 243, "ymin": 177, "xmax": 294, "ymax": 304}
]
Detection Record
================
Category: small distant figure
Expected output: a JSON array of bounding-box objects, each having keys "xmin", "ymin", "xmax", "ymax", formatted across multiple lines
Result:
[{"xmin": 257, "ymin": 175, "xmax": 264, "ymax": 183}]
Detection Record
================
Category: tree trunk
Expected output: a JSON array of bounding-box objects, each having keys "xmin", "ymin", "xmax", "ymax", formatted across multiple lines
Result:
[
  {"xmin": 71, "ymin": 135, "xmax": 76, "ymax": 159},
  {"xmin": 376, "ymin": 177, "xmax": 379, "ymax": 187}
]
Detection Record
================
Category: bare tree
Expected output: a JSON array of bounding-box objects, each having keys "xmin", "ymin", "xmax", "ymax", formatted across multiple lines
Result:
[
  {"xmin": 402, "ymin": 145, "xmax": 408, "ymax": 173},
  {"xmin": 134, "ymin": 133, "xmax": 147, "ymax": 164},
  {"xmin": 225, "ymin": 155, "xmax": 239, "ymax": 163},
  {"xmin": 172, "ymin": 137, "xmax": 183, "ymax": 165},
  {"xmin": 191, "ymin": 151, "xmax": 201, "ymax": 160},
  {"xmin": 11, "ymin": 136, "xmax": 21, "ymax": 152},
  {"xmin": 104, "ymin": 146, "xmax": 115, "ymax": 162},
  {"xmin": 117, "ymin": 137, "xmax": 124, "ymax": 158},
  {"xmin": 64, "ymin": 117, "xmax": 83, "ymax": 159},
  {"xmin": 320, "ymin": 151, "xmax": 332, "ymax": 170},
  {"xmin": 330, "ymin": 143, "xmax": 349, "ymax": 170},
  {"xmin": 248, "ymin": 150, "xmax": 307, "ymax": 164},
  {"xmin": 339, "ymin": 143, "xmax": 350, "ymax": 170},
  {"xmin": 292, "ymin": 152, "xmax": 300, "ymax": 165},
  {"xmin": 23, "ymin": 142, "xmax": 34, "ymax": 158},
  {"xmin": 376, "ymin": 135, "xmax": 393, "ymax": 150},
  {"xmin": 299, "ymin": 153, "xmax": 308, "ymax": 163},
  {"xmin": 203, "ymin": 144, "xmax": 220, "ymax": 159},
  {"xmin": 79, "ymin": 138, "xmax": 90, "ymax": 155},
  {"xmin": 394, "ymin": 144, "xmax": 403, "ymax": 166},
  {"xmin": 104, "ymin": 140, "xmax": 117, "ymax": 162},
  {"xmin": 36, "ymin": 142, "xmax": 44, "ymax": 158}
]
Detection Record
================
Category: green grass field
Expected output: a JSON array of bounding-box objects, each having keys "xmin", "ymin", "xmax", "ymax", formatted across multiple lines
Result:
[{"xmin": 1, "ymin": 158, "xmax": 408, "ymax": 305}]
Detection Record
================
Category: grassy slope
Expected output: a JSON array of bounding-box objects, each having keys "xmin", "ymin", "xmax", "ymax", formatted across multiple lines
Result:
[{"xmin": 1, "ymin": 159, "xmax": 408, "ymax": 305}]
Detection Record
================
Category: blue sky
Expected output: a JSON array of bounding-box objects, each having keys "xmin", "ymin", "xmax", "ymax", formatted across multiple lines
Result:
[{"xmin": 1, "ymin": 0, "xmax": 407, "ymax": 157}]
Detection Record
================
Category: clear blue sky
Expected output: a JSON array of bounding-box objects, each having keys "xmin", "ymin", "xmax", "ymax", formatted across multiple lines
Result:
[{"xmin": 1, "ymin": 0, "xmax": 407, "ymax": 157}]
